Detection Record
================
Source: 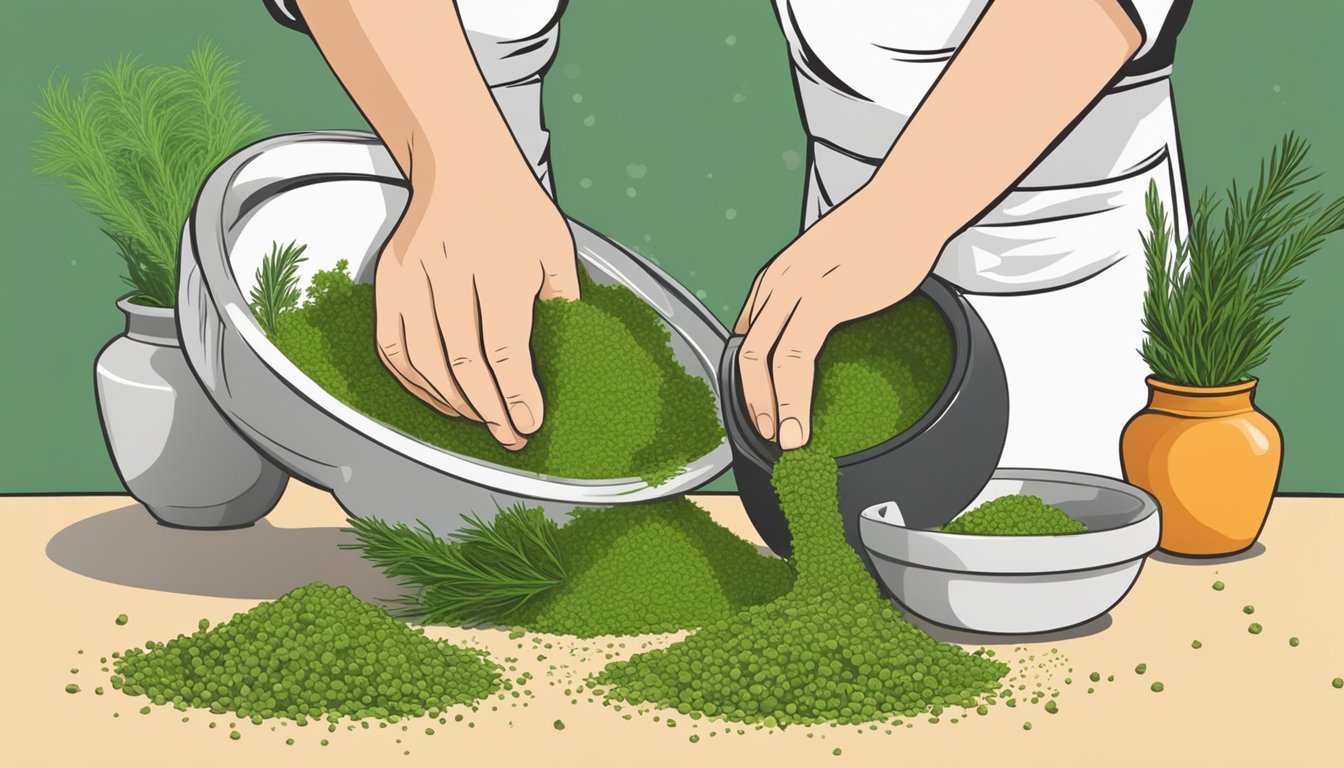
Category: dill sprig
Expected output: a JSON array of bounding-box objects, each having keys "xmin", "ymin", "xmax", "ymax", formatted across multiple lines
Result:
[
  {"xmin": 33, "ymin": 41, "xmax": 268, "ymax": 307},
  {"xmin": 342, "ymin": 505, "xmax": 567, "ymax": 627},
  {"xmin": 1140, "ymin": 134, "xmax": 1344, "ymax": 387},
  {"xmin": 250, "ymin": 241, "xmax": 308, "ymax": 336}
]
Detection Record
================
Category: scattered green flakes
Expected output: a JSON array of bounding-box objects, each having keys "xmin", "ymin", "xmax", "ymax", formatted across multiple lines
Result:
[
  {"xmin": 553, "ymin": 719, "xmax": 566, "ymax": 731},
  {"xmin": 199, "ymin": 619, "xmax": 210, "ymax": 631},
  {"xmin": 140, "ymin": 706, "xmax": 151, "ymax": 715},
  {"xmin": 690, "ymin": 735, "xmax": 700, "ymax": 743},
  {"xmin": 1087, "ymin": 688, "xmax": 1094, "ymax": 694},
  {"xmin": 94, "ymin": 687, "xmax": 104, "ymax": 695},
  {"xmin": 1089, "ymin": 672, "xmax": 1100, "ymax": 683},
  {"xmin": 508, "ymin": 628, "xmax": 526, "ymax": 640},
  {"xmin": 1332, "ymin": 678, "xmax": 1343, "ymax": 690},
  {"xmin": 976, "ymin": 705, "xmax": 988, "ymax": 716},
  {"xmin": 65, "ymin": 683, "xmax": 80, "ymax": 694},
  {"xmin": 1043, "ymin": 701, "xmax": 1058, "ymax": 715},
  {"xmin": 1023, "ymin": 722, "xmax": 1033, "ymax": 731},
  {"xmin": 1151, "ymin": 682, "xmax": 1164, "ymax": 693},
  {"xmin": 286, "ymin": 738, "xmax": 295, "ymax": 746},
  {"xmin": 70, "ymin": 668, "xmax": 78, "ymax": 674},
  {"xmin": 1134, "ymin": 664, "xmax": 1147, "ymax": 675},
  {"xmin": 1191, "ymin": 640, "xmax": 1202, "ymax": 649},
  {"xmin": 1107, "ymin": 676, "xmax": 1114, "ymax": 682},
  {"xmin": 425, "ymin": 728, "xmax": 435, "ymax": 736},
  {"xmin": 1212, "ymin": 581, "xmax": 1224, "ymax": 591},
  {"xmin": 321, "ymin": 739, "xmax": 329, "ymax": 746},
  {"xmin": 229, "ymin": 731, "xmax": 241, "ymax": 741},
  {"xmin": 1243, "ymin": 605, "xmax": 1255, "ymax": 615},
  {"xmin": 940, "ymin": 495, "xmax": 1086, "ymax": 536},
  {"xmin": 1248, "ymin": 623, "xmax": 1263, "ymax": 635},
  {"xmin": 833, "ymin": 748, "xmax": 843, "ymax": 756},
  {"xmin": 1289, "ymin": 637, "xmax": 1300, "ymax": 647},
  {"xmin": 1064, "ymin": 677, "xmax": 1072, "ymax": 685},
  {"xmin": 115, "ymin": 613, "xmax": 129, "ymax": 626}
]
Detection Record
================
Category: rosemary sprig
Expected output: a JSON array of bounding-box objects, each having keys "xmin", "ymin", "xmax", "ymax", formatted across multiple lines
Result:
[
  {"xmin": 1139, "ymin": 134, "xmax": 1344, "ymax": 387},
  {"xmin": 342, "ymin": 504, "xmax": 567, "ymax": 627},
  {"xmin": 249, "ymin": 241, "xmax": 308, "ymax": 336},
  {"xmin": 33, "ymin": 40, "xmax": 268, "ymax": 307}
]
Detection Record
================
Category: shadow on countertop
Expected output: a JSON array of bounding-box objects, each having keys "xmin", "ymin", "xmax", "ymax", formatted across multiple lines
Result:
[
  {"xmin": 1149, "ymin": 542, "xmax": 1266, "ymax": 564},
  {"xmin": 903, "ymin": 612, "xmax": 1113, "ymax": 646},
  {"xmin": 45, "ymin": 503, "xmax": 401, "ymax": 607}
]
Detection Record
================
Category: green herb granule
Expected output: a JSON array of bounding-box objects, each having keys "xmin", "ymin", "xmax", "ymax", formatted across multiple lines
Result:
[
  {"xmin": 940, "ymin": 495, "xmax": 1087, "ymax": 536},
  {"xmin": 503, "ymin": 498, "xmax": 793, "ymax": 636},
  {"xmin": 112, "ymin": 584, "xmax": 499, "ymax": 721},
  {"xmin": 1212, "ymin": 581, "xmax": 1225, "ymax": 591},
  {"xmin": 594, "ymin": 299, "xmax": 1008, "ymax": 726},
  {"xmin": 1333, "ymin": 678, "xmax": 1342, "ymax": 689},
  {"xmin": 1248, "ymin": 623, "xmax": 1263, "ymax": 635},
  {"xmin": 267, "ymin": 265, "xmax": 722, "ymax": 485}
]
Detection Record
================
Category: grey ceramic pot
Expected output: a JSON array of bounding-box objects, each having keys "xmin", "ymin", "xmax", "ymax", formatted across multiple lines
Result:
[
  {"xmin": 94, "ymin": 298, "xmax": 289, "ymax": 528},
  {"xmin": 719, "ymin": 276, "xmax": 1010, "ymax": 574}
]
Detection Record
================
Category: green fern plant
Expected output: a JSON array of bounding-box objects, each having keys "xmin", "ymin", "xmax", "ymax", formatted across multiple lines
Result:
[
  {"xmin": 33, "ymin": 41, "xmax": 268, "ymax": 307},
  {"xmin": 1140, "ymin": 134, "xmax": 1344, "ymax": 387},
  {"xmin": 249, "ymin": 241, "xmax": 308, "ymax": 336},
  {"xmin": 342, "ymin": 504, "xmax": 567, "ymax": 627}
]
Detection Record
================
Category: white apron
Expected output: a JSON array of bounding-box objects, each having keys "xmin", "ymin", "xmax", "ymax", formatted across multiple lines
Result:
[{"xmin": 776, "ymin": 0, "xmax": 1191, "ymax": 477}]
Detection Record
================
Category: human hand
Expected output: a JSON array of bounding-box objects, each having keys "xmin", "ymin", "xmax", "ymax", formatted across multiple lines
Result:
[
  {"xmin": 375, "ymin": 174, "xmax": 579, "ymax": 450},
  {"xmin": 734, "ymin": 188, "xmax": 940, "ymax": 450}
]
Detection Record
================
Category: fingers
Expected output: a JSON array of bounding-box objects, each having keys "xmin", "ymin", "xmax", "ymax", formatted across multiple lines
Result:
[
  {"xmin": 480, "ymin": 278, "xmax": 545, "ymax": 436},
  {"xmin": 736, "ymin": 290, "xmax": 795, "ymax": 444},
  {"xmin": 375, "ymin": 288, "xmax": 463, "ymax": 418},
  {"xmin": 430, "ymin": 269, "xmax": 526, "ymax": 450},
  {"xmin": 539, "ymin": 239, "xmax": 581, "ymax": 301},
  {"xmin": 770, "ymin": 308, "xmax": 830, "ymax": 451},
  {"xmin": 734, "ymin": 269, "xmax": 767, "ymax": 336}
]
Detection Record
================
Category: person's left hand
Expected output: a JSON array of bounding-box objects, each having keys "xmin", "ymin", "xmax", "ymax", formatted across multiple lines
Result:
[{"xmin": 734, "ymin": 187, "xmax": 942, "ymax": 450}]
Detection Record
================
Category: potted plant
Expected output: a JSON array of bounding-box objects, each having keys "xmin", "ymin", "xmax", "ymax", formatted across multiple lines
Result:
[
  {"xmin": 1122, "ymin": 135, "xmax": 1344, "ymax": 556},
  {"xmin": 34, "ymin": 42, "xmax": 289, "ymax": 528}
]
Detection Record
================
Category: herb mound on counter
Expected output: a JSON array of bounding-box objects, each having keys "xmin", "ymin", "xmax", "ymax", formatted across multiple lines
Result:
[
  {"xmin": 256, "ymin": 254, "xmax": 723, "ymax": 485},
  {"xmin": 348, "ymin": 498, "xmax": 795, "ymax": 637},
  {"xmin": 940, "ymin": 495, "xmax": 1088, "ymax": 536},
  {"xmin": 112, "ymin": 583, "xmax": 500, "ymax": 721},
  {"xmin": 593, "ymin": 298, "xmax": 1010, "ymax": 726}
]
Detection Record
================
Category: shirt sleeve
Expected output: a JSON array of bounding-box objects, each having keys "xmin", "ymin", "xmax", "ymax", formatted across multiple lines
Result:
[
  {"xmin": 264, "ymin": 0, "xmax": 310, "ymax": 35},
  {"xmin": 1114, "ymin": 0, "xmax": 1193, "ymax": 66}
]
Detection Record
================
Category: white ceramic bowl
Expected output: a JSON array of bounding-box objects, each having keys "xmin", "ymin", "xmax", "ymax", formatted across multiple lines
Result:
[{"xmin": 859, "ymin": 469, "xmax": 1161, "ymax": 634}]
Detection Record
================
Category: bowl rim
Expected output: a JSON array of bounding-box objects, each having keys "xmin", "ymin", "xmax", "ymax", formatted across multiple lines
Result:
[
  {"xmin": 183, "ymin": 130, "xmax": 733, "ymax": 503},
  {"xmin": 859, "ymin": 468, "xmax": 1162, "ymax": 575}
]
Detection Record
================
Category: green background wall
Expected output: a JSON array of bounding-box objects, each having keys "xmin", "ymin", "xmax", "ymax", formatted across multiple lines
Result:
[{"xmin": 1, "ymin": 0, "xmax": 1340, "ymax": 493}]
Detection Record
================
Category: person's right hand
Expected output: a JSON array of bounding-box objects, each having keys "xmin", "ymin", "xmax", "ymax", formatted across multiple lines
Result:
[{"xmin": 374, "ymin": 176, "xmax": 580, "ymax": 450}]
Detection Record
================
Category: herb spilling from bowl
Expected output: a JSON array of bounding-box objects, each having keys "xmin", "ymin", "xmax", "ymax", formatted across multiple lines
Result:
[
  {"xmin": 250, "ymin": 254, "xmax": 723, "ymax": 485},
  {"xmin": 593, "ymin": 303, "xmax": 1011, "ymax": 726},
  {"xmin": 940, "ymin": 495, "xmax": 1088, "ymax": 536}
]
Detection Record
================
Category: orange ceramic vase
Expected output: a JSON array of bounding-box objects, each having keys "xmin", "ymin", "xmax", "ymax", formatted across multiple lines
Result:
[{"xmin": 1121, "ymin": 376, "xmax": 1283, "ymax": 556}]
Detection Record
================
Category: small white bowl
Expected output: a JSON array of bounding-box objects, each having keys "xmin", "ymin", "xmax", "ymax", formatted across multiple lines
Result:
[{"xmin": 859, "ymin": 469, "xmax": 1161, "ymax": 635}]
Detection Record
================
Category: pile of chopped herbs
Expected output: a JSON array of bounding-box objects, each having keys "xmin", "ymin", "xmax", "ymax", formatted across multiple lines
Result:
[
  {"xmin": 112, "ymin": 584, "xmax": 499, "ymax": 721},
  {"xmin": 940, "ymin": 495, "xmax": 1088, "ymax": 536},
  {"xmin": 348, "ymin": 497, "xmax": 794, "ymax": 637}
]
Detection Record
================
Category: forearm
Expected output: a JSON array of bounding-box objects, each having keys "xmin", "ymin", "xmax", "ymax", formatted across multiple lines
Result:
[
  {"xmin": 300, "ymin": 0, "xmax": 535, "ymax": 190},
  {"xmin": 867, "ymin": 0, "xmax": 1142, "ymax": 256}
]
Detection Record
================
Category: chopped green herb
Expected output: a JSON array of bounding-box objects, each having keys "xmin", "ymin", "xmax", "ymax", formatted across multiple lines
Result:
[
  {"xmin": 115, "ymin": 614, "xmax": 128, "ymax": 626},
  {"xmin": 1151, "ymin": 682, "xmax": 1164, "ymax": 693},
  {"xmin": 1248, "ymin": 623, "xmax": 1263, "ymax": 635}
]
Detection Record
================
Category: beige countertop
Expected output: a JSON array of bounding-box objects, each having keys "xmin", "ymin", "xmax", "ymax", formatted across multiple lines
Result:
[{"xmin": 3, "ymin": 484, "xmax": 1340, "ymax": 767}]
